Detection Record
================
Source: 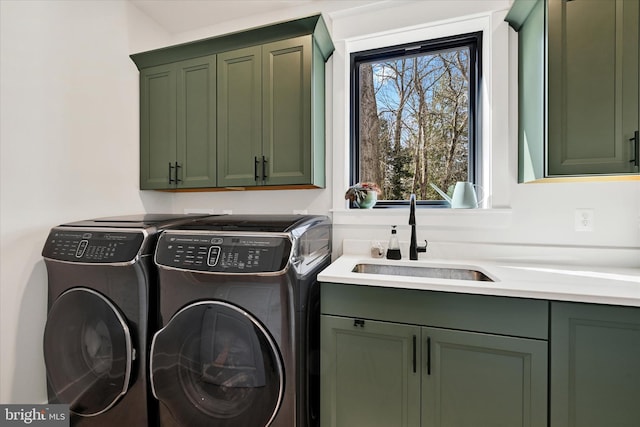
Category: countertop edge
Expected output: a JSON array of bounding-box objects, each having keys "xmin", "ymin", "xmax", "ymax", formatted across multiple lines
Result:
[{"xmin": 317, "ymin": 255, "xmax": 640, "ymax": 307}]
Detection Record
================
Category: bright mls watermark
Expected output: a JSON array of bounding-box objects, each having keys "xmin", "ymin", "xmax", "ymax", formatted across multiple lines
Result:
[{"xmin": 0, "ymin": 405, "xmax": 68, "ymax": 426}]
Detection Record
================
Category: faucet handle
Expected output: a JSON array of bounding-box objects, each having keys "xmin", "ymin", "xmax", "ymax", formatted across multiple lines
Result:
[{"xmin": 417, "ymin": 240, "xmax": 428, "ymax": 253}]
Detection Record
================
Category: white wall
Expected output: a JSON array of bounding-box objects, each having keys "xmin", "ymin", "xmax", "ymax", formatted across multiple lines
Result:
[
  {"xmin": 326, "ymin": 2, "xmax": 640, "ymax": 261},
  {"xmin": 1, "ymin": 0, "xmax": 638, "ymax": 405},
  {"xmin": 0, "ymin": 0, "xmax": 171, "ymax": 403}
]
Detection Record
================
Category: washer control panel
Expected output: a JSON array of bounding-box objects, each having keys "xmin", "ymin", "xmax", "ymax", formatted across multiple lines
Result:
[
  {"xmin": 42, "ymin": 228, "xmax": 145, "ymax": 263},
  {"xmin": 155, "ymin": 233, "xmax": 291, "ymax": 273}
]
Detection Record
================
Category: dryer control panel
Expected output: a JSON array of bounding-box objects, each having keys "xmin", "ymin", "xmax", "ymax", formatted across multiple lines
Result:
[
  {"xmin": 155, "ymin": 233, "xmax": 291, "ymax": 273},
  {"xmin": 42, "ymin": 228, "xmax": 145, "ymax": 263}
]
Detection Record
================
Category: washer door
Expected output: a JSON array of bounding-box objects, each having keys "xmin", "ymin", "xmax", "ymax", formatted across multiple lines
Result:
[
  {"xmin": 43, "ymin": 288, "xmax": 133, "ymax": 416},
  {"xmin": 151, "ymin": 301, "xmax": 284, "ymax": 427}
]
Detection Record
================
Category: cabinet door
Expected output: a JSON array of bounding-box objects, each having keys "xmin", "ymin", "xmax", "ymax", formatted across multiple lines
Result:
[
  {"xmin": 321, "ymin": 315, "xmax": 420, "ymax": 427},
  {"xmin": 551, "ymin": 302, "xmax": 640, "ymax": 427},
  {"xmin": 140, "ymin": 63, "xmax": 177, "ymax": 189},
  {"xmin": 422, "ymin": 327, "xmax": 548, "ymax": 427},
  {"xmin": 217, "ymin": 46, "xmax": 262, "ymax": 187},
  {"xmin": 176, "ymin": 56, "xmax": 217, "ymax": 188},
  {"xmin": 548, "ymin": 0, "xmax": 639, "ymax": 175},
  {"xmin": 262, "ymin": 37, "xmax": 313, "ymax": 185}
]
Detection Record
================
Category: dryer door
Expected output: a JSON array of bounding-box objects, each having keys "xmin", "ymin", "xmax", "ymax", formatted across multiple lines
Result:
[
  {"xmin": 43, "ymin": 288, "xmax": 133, "ymax": 416},
  {"xmin": 151, "ymin": 301, "xmax": 284, "ymax": 427}
]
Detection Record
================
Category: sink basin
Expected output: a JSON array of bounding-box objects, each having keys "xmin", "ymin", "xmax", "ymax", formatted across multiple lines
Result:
[{"xmin": 352, "ymin": 263, "xmax": 494, "ymax": 282}]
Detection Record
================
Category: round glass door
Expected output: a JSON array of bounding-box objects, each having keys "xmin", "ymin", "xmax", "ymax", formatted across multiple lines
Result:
[
  {"xmin": 151, "ymin": 301, "xmax": 284, "ymax": 427},
  {"xmin": 43, "ymin": 288, "xmax": 133, "ymax": 416}
]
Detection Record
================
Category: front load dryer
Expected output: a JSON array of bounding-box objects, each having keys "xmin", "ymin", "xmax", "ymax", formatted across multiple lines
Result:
[
  {"xmin": 150, "ymin": 215, "xmax": 331, "ymax": 427},
  {"xmin": 41, "ymin": 214, "xmax": 211, "ymax": 426}
]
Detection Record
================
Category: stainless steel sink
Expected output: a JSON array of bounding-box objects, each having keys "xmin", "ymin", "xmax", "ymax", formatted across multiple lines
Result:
[{"xmin": 352, "ymin": 263, "xmax": 494, "ymax": 282}]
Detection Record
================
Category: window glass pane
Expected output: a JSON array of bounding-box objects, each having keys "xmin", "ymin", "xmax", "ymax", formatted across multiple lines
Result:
[{"xmin": 357, "ymin": 45, "xmax": 472, "ymax": 201}]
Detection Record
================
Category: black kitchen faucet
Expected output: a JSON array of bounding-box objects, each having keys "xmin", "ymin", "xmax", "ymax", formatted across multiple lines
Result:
[{"xmin": 409, "ymin": 194, "xmax": 428, "ymax": 260}]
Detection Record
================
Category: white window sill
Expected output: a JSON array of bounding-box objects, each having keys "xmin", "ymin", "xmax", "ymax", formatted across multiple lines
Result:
[{"xmin": 331, "ymin": 207, "xmax": 513, "ymax": 230}]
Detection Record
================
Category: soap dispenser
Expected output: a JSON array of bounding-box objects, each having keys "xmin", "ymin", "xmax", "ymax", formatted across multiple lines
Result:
[{"xmin": 386, "ymin": 226, "xmax": 402, "ymax": 260}]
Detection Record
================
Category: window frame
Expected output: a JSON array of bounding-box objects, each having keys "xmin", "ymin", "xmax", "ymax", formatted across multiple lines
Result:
[{"xmin": 349, "ymin": 31, "xmax": 483, "ymax": 208}]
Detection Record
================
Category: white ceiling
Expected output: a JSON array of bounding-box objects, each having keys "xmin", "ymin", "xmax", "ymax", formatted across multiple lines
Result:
[{"xmin": 129, "ymin": 0, "xmax": 384, "ymax": 34}]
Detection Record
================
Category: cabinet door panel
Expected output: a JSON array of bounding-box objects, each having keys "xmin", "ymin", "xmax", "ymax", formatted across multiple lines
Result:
[
  {"xmin": 551, "ymin": 302, "xmax": 640, "ymax": 427},
  {"xmin": 140, "ymin": 65, "xmax": 176, "ymax": 189},
  {"xmin": 262, "ymin": 37, "xmax": 312, "ymax": 185},
  {"xmin": 321, "ymin": 315, "xmax": 420, "ymax": 427},
  {"xmin": 217, "ymin": 46, "xmax": 262, "ymax": 186},
  {"xmin": 422, "ymin": 327, "xmax": 547, "ymax": 427},
  {"xmin": 177, "ymin": 56, "xmax": 217, "ymax": 188},
  {"xmin": 548, "ymin": 0, "xmax": 639, "ymax": 175}
]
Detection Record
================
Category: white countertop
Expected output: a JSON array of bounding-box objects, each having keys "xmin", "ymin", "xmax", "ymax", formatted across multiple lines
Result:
[{"xmin": 318, "ymin": 254, "xmax": 640, "ymax": 307}]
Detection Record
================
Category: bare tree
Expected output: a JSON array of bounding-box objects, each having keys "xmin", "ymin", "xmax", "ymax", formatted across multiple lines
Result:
[
  {"xmin": 358, "ymin": 63, "xmax": 381, "ymax": 185},
  {"xmin": 359, "ymin": 47, "xmax": 470, "ymax": 201}
]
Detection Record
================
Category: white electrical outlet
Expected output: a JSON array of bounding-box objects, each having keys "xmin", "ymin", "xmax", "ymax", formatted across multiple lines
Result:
[{"xmin": 575, "ymin": 209, "xmax": 594, "ymax": 232}]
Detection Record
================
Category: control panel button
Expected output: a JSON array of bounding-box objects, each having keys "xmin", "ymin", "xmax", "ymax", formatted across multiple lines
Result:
[
  {"xmin": 75, "ymin": 240, "xmax": 89, "ymax": 258},
  {"xmin": 207, "ymin": 246, "xmax": 221, "ymax": 266}
]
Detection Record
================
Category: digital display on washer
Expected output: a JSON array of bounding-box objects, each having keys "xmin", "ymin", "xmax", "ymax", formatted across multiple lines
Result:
[
  {"xmin": 156, "ymin": 233, "xmax": 291, "ymax": 273},
  {"xmin": 42, "ymin": 229, "xmax": 145, "ymax": 263}
]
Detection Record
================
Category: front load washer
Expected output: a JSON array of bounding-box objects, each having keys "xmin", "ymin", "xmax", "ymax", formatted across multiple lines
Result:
[
  {"xmin": 42, "ymin": 214, "xmax": 211, "ymax": 426},
  {"xmin": 150, "ymin": 215, "xmax": 331, "ymax": 427}
]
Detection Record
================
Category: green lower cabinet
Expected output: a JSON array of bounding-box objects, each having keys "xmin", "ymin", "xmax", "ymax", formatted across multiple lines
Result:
[
  {"xmin": 321, "ymin": 315, "xmax": 421, "ymax": 427},
  {"xmin": 320, "ymin": 315, "xmax": 548, "ymax": 427},
  {"xmin": 550, "ymin": 302, "xmax": 640, "ymax": 427},
  {"xmin": 423, "ymin": 327, "xmax": 548, "ymax": 427}
]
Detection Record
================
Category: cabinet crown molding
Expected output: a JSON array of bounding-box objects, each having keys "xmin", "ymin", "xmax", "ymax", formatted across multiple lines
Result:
[{"xmin": 130, "ymin": 14, "xmax": 335, "ymax": 70}]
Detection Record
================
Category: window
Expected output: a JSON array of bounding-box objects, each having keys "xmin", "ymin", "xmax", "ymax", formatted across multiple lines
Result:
[{"xmin": 350, "ymin": 32, "xmax": 482, "ymax": 206}]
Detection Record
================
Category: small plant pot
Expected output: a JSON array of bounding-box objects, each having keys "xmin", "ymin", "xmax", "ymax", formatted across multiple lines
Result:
[{"xmin": 356, "ymin": 191, "xmax": 377, "ymax": 209}]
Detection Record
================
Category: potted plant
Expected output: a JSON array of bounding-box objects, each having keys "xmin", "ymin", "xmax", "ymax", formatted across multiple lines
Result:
[{"xmin": 345, "ymin": 182, "xmax": 382, "ymax": 208}]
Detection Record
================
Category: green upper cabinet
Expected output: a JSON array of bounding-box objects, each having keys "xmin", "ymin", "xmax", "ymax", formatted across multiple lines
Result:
[
  {"xmin": 139, "ymin": 56, "xmax": 217, "ymax": 189},
  {"xmin": 217, "ymin": 46, "xmax": 262, "ymax": 187},
  {"xmin": 506, "ymin": 0, "xmax": 640, "ymax": 181},
  {"xmin": 550, "ymin": 302, "xmax": 640, "ymax": 427},
  {"xmin": 140, "ymin": 63, "xmax": 176, "ymax": 189},
  {"xmin": 131, "ymin": 15, "xmax": 334, "ymax": 190},
  {"xmin": 218, "ymin": 36, "xmax": 322, "ymax": 187},
  {"xmin": 263, "ymin": 37, "xmax": 316, "ymax": 186}
]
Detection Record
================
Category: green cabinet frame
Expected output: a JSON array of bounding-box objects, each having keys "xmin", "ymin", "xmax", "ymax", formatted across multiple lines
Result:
[
  {"xmin": 139, "ymin": 56, "xmax": 217, "ymax": 189},
  {"xmin": 217, "ymin": 46, "xmax": 262, "ymax": 187},
  {"xmin": 506, "ymin": 0, "xmax": 640, "ymax": 181},
  {"xmin": 132, "ymin": 15, "xmax": 333, "ymax": 191},
  {"xmin": 550, "ymin": 302, "xmax": 640, "ymax": 427},
  {"xmin": 321, "ymin": 316, "xmax": 421, "ymax": 427},
  {"xmin": 217, "ymin": 36, "xmax": 322, "ymax": 187},
  {"xmin": 423, "ymin": 327, "xmax": 547, "ymax": 427},
  {"xmin": 320, "ymin": 283, "xmax": 549, "ymax": 427}
]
